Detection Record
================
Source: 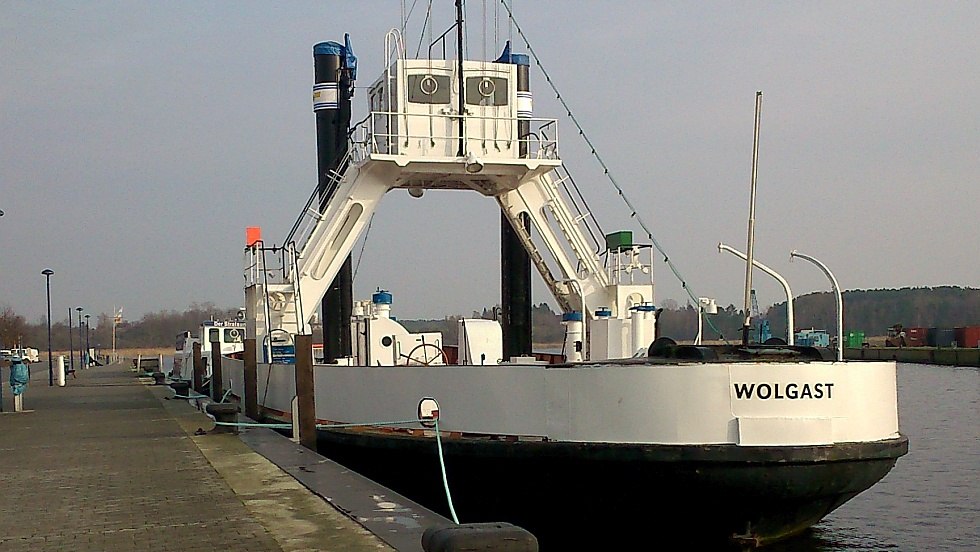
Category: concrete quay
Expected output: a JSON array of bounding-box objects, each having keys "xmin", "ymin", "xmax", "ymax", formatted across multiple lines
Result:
[{"xmin": 0, "ymin": 363, "xmax": 391, "ymax": 552}]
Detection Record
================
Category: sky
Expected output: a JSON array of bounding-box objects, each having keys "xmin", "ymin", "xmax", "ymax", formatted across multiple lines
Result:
[{"xmin": 2, "ymin": 1, "xmax": 978, "ymax": 326}]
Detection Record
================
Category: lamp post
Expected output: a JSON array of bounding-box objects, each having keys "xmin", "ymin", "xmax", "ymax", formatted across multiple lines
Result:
[
  {"xmin": 695, "ymin": 297, "xmax": 718, "ymax": 345},
  {"xmin": 42, "ymin": 269, "xmax": 55, "ymax": 386},
  {"xmin": 68, "ymin": 308, "xmax": 74, "ymax": 375},
  {"xmin": 718, "ymin": 243, "xmax": 796, "ymax": 345},
  {"xmin": 84, "ymin": 314, "xmax": 91, "ymax": 367},
  {"xmin": 790, "ymin": 250, "xmax": 843, "ymax": 361},
  {"xmin": 76, "ymin": 307, "xmax": 83, "ymax": 368}
]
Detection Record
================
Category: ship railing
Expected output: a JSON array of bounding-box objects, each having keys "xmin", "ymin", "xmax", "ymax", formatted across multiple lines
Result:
[
  {"xmin": 352, "ymin": 110, "xmax": 560, "ymax": 161},
  {"xmin": 280, "ymin": 147, "xmax": 357, "ymax": 270}
]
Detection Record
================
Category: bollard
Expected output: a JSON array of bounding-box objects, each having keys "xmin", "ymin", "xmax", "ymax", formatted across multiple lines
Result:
[
  {"xmin": 290, "ymin": 397, "xmax": 300, "ymax": 443},
  {"xmin": 136, "ymin": 354, "xmax": 142, "ymax": 372},
  {"xmin": 421, "ymin": 523, "xmax": 538, "ymax": 552},
  {"xmin": 210, "ymin": 337, "xmax": 223, "ymax": 402},
  {"xmin": 244, "ymin": 338, "xmax": 258, "ymax": 420},
  {"xmin": 192, "ymin": 342, "xmax": 204, "ymax": 394},
  {"xmin": 170, "ymin": 380, "xmax": 190, "ymax": 398},
  {"xmin": 205, "ymin": 402, "xmax": 239, "ymax": 434},
  {"xmin": 294, "ymin": 334, "xmax": 316, "ymax": 450},
  {"xmin": 56, "ymin": 356, "xmax": 66, "ymax": 387}
]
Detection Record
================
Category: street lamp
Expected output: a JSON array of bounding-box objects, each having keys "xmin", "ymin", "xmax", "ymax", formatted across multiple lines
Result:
[
  {"xmin": 790, "ymin": 250, "xmax": 843, "ymax": 361},
  {"xmin": 76, "ymin": 307, "xmax": 83, "ymax": 368},
  {"xmin": 84, "ymin": 314, "xmax": 91, "ymax": 367},
  {"xmin": 68, "ymin": 308, "xmax": 75, "ymax": 375},
  {"xmin": 695, "ymin": 297, "xmax": 718, "ymax": 345},
  {"xmin": 41, "ymin": 269, "xmax": 54, "ymax": 386}
]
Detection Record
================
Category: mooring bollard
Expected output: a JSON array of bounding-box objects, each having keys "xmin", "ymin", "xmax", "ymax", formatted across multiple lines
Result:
[
  {"xmin": 206, "ymin": 402, "xmax": 239, "ymax": 434},
  {"xmin": 170, "ymin": 380, "xmax": 190, "ymax": 398},
  {"xmin": 56, "ymin": 355, "xmax": 66, "ymax": 387},
  {"xmin": 421, "ymin": 523, "xmax": 539, "ymax": 552}
]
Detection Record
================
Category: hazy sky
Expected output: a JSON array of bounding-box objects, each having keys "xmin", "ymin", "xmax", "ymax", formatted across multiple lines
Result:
[{"xmin": 2, "ymin": 1, "xmax": 978, "ymax": 327}]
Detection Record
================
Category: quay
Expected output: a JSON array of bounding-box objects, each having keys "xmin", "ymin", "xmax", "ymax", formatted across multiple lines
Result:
[
  {"xmin": 0, "ymin": 362, "xmax": 447, "ymax": 551},
  {"xmin": 845, "ymin": 347, "xmax": 980, "ymax": 367}
]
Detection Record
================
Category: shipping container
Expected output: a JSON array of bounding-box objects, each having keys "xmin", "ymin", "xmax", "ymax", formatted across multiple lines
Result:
[
  {"xmin": 932, "ymin": 328, "xmax": 956, "ymax": 348},
  {"xmin": 954, "ymin": 326, "xmax": 980, "ymax": 348},
  {"xmin": 846, "ymin": 331, "xmax": 866, "ymax": 348},
  {"xmin": 906, "ymin": 327, "xmax": 927, "ymax": 347}
]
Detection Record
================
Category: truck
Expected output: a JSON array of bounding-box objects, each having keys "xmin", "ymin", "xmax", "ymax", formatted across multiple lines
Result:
[{"xmin": 12, "ymin": 347, "xmax": 40, "ymax": 363}]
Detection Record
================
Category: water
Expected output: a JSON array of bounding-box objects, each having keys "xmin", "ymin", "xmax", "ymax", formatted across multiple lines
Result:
[{"xmin": 768, "ymin": 363, "xmax": 978, "ymax": 551}]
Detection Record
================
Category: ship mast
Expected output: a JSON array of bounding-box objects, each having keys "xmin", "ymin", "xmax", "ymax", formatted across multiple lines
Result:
[
  {"xmin": 741, "ymin": 91, "xmax": 763, "ymax": 345},
  {"xmin": 455, "ymin": 0, "xmax": 465, "ymax": 156}
]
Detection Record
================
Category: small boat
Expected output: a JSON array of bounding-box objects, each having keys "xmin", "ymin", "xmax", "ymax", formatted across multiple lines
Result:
[
  {"xmin": 214, "ymin": 7, "xmax": 907, "ymax": 548},
  {"xmin": 171, "ymin": 316, "xmax": 247, "ymax": 382}
]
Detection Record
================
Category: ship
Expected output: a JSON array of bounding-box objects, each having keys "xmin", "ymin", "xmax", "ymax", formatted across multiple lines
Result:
[{"xmin": 210, "ymin": 7, "xmax": 907, "ymax": 548}]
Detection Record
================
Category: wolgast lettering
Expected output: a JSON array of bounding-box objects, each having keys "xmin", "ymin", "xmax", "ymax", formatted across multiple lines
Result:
[{"xmin": 733, "ymin": 382, "xmax": 835, "ymax": 400}]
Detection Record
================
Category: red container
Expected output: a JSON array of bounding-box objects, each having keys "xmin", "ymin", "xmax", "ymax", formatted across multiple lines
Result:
[
  {"xmin": 906, "ymin": 327, "xmax": 928, "ymax": 347},
  {"xmin": 954, "ymin": 326, "xmax": 980, "ymax": 348}
]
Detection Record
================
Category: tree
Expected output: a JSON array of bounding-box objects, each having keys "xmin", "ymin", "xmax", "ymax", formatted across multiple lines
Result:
[{"xmin": 0, "ymin": 304, "xmax": 27, "ymax": 348}]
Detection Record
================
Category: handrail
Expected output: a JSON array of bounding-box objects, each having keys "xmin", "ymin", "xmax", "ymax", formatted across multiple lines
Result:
[{"xmin": 353, "ymin": 110, "xmax": 559, "ymax": 159}]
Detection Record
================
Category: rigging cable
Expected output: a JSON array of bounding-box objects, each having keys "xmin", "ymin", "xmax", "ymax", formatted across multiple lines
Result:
[
  {"xmin": 498, "ymin": 0, "xmax": 730, "ymax": 343},
  {"xmin": 352, "ymin": 214, "xmax": 375, "ymax": 280},
  {"xmin": 415, "ymin": 0, "xmax": 433, "ymax": 59}
]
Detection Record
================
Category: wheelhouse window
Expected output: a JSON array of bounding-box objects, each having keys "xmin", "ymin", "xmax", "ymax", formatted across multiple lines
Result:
[
  {"xmin": 408, "ymin": 74, "xmax": 451, "ymax": 104},
  {"xmin": 224, "ymin": 328, "xmax": 244, "ymax": 343},
  {"xmin": 465, "ymin": 76, "xmax": 508, "ymax": 106}
]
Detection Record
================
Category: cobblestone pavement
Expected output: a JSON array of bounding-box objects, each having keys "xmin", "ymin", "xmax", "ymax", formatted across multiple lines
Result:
[{"xmin": 0, "ymin": 363, "xmax": 386, "ymax": 552}]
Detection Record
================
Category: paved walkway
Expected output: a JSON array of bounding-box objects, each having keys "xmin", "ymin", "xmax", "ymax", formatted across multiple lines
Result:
[{"xmin": 0, "ymin": 362, "xmax": 389, "ymax": 552}]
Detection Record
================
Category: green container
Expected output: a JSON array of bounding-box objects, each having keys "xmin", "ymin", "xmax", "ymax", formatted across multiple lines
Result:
[
  {"xmin": 605, "ymin": 231, "xmax": 633, "ymax": 251},
  {"xmin": 846, "ymin": 331, "xmax": 865, "ymax": 348}
]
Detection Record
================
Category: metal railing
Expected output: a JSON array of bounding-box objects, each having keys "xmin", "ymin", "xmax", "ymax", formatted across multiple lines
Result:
[{"xmin": 353, "ymin": 110, "xmax": 559, "ymax": 160}]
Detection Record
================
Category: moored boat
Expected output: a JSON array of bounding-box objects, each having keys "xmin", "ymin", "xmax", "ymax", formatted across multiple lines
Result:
[{"xmin": 214, "ymin": 7, "xmax": 906, "ymax": 547}]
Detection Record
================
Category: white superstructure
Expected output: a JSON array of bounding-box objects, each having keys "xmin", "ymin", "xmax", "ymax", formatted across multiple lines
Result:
[{"xmin": 244, "ymin": 40, "xmax": 657, "ymax": 364}]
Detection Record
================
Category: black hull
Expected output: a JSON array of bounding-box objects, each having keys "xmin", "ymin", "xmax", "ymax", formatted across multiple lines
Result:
[{"xmin": 315, "ymin": 430, "xmax": 908, "ymax": 549}]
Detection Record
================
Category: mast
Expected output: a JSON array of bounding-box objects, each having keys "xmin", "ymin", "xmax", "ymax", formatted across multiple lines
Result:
[
  {"xmin": 455, "ymin": 0, "xmax": 465, "ymax": 156},
  {"xmin": 741, "ymin": 91, "xmax": 763, "ymax": 345}
]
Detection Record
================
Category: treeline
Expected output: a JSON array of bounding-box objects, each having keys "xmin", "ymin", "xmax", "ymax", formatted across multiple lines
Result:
[
  {"xmin": 766, "ymin": 286, "xmax": 980, "ymax": 337},
  {"xmin": 0, "ymin": 303, "xmax": 240, "ymax": 351},
  {"xmin": 4, "ymin": 287, "xmax": 975, "ymax": 351}
]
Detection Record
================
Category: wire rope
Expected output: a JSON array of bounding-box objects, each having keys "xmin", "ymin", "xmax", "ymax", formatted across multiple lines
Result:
[{"xmin": 498, "ymin": 0, "xmax": 730, "ymax": 343}]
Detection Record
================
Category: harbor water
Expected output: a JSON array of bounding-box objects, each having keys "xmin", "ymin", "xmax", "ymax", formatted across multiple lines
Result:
[{"xmin": 769, "ymin": 363, "xmax": 978, "ymax": 551}]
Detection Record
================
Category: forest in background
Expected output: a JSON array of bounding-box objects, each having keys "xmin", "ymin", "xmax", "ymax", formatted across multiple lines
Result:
[{"xmin": 1, "ymin": 287, "xmax": 976, "ymax": 350}]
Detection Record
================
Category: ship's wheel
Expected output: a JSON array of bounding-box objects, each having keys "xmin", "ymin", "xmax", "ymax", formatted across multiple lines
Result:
[{"xmin": 400, "ymin": 343, "xmax": 447, "ymax": 366}]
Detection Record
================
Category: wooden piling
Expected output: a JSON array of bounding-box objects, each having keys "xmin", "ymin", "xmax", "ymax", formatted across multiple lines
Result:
[
  {"xmin": 244, "ymin": 338, "xmax": 258, "ymax": 420},
  {"xmin": 294, "ymin": 334, "xmax": 316, "ymax": 450},
  {"xmin": 210, "ymin": 337, "xmax": 223, "ymax": 402},
  {"xmin": 192, "ymin": 342, "xmax": 204, "ymax": 393}
]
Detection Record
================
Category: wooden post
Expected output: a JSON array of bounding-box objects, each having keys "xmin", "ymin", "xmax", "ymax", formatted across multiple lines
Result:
[
  {"xmin": 192, "ymin": 342, "xmax": 204, "ymax": 393},
  {"xmin": 294, "ymin": 334, "xmax": 316, "ymax": 450},
  {"xmin": 210, "ymin": 337, "xmax": 223, "ymax": 402},
  {"xmin": 244, "ymin": 338, "xmax": 258, "ymax": 420}
]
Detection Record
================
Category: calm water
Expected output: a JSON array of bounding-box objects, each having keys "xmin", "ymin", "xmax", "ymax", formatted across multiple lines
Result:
[{"xmin": 768, "ymin": 363, "xmax": 979, "ymax": 551}]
